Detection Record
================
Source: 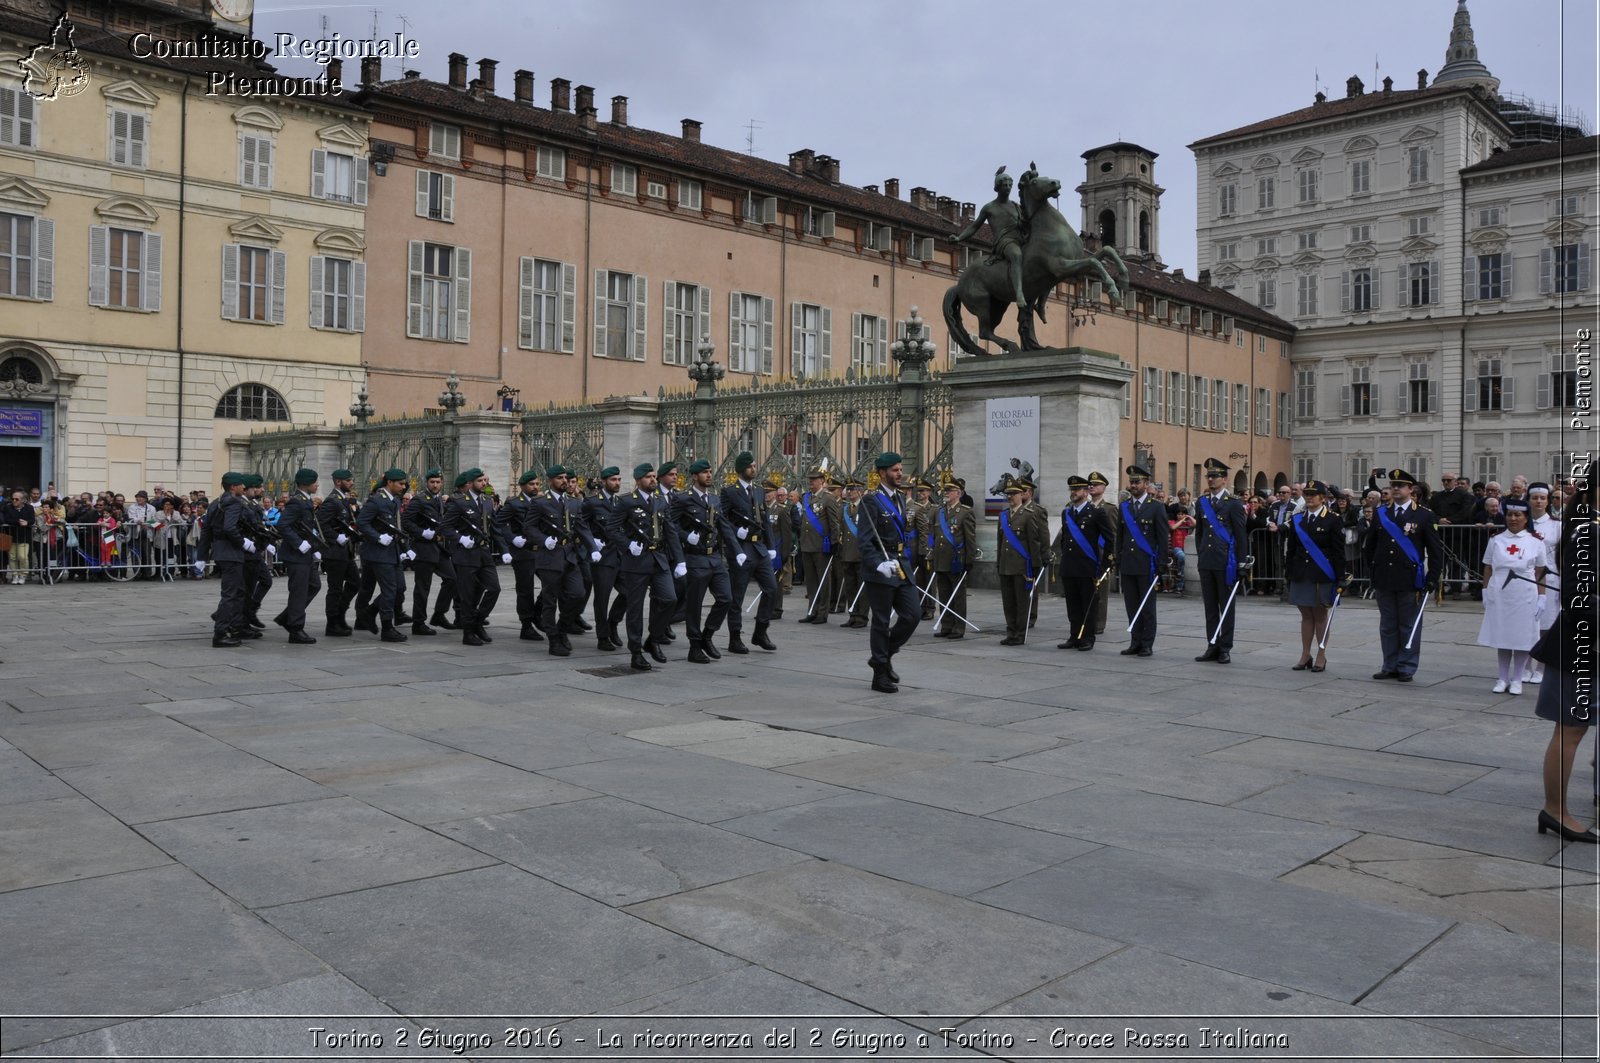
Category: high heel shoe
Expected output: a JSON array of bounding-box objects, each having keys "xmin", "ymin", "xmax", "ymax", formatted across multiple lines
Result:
[
  {"xmin": 1310, "ymin": 656, "xmax": 1327, "ymax": 673},
  {"xmin": 1537, "ymin": 809, "xmax": 1600, "ymax": 843},
  {"xmin": 1292, "ymin": 658, "xmax": 1312, "ymax": 671}
]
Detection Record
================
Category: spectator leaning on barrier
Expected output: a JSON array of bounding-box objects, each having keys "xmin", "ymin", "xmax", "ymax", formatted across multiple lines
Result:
[{"xmin": 2, "ymin": 489, "xmax": 33, "ymax": 584}]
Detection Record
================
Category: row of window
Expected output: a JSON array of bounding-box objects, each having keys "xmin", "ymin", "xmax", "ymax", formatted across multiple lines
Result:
[
  {"xmin": 1217, "ymin": 217, "xmax": 1435, "ymax": 260},
  {"xmin": 1217, "ymin": 148, "xmax": 1438, "ymax": 216},
  {"xmin": 1139, "ymin": 369, "xmax": 1288, "ymax": 438},
  {"xmin": 1297, "ymin": 353, "xmax": 1580, "ymax": 420}
]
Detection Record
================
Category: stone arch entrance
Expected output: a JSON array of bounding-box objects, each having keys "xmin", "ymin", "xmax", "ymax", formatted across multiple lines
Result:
[{"xmin": 0, "ymin": 344, "xmax": 69, "ymax": 492}]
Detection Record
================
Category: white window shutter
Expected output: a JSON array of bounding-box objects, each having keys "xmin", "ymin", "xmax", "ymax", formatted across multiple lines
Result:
[
  {"xmin": 790, "ymin": 301, "xmax": 803, "ymax": 373},
  {"xmin": 761, "ymin": 196, "xmax": 777, "ymax": 225},
  {"xmin": 873, "ymin": 314, "xmax": 886, "ymax": 369},
  {"xmin": 0, "ymin": 86, "xmax": 15, "ymax": 146},
  {"xmin": 560, "ymin": 263, "xmax": 577, "ymax": 353},
  {"xmin": 1369, "ymin": 383, "xmax": 1379, "ymax": 415},
  {"xmin": 1537, "ymin": 373, "xmax": 1551, "ymax": 409},
  {"xmin": 1428, "ymin": 260, "xmax": 1439, "ymax": 305},
  {"xmin": 593, "ymin": 269, "xmax": 608, "ymax": 356},
  {"xmin": 270, "ymin": 249, "xmax": 287, "ymax": 324},
  {"xmin": 1427, "ymin": 379, "xmax": 1438, "ymax": 413},
  {"xmin": 415, "ymin": 170, "xmax": 429, "ymax": 217},
  {"xmin": 1463, "ymin": 257, "xmax": 1476, "ymax": 302},
  {"xmin": 1463, "ymin": 378, "xmax": 1478, "ymax": 413},
  {"xmin": 33, "ymin": 217, "xmax": 52, "ymax": 300},
  {"xmin": 258, "ymin": 137, "xmax": 273, "ymax": 188},
  {"xmin": 1502, "ymin": 377, "xmax": 1515, "ymax": 411},
  {"xmin": 851, "ymin": 312, "xmax": 862, "ymax": 367},
  {"xmin": 820, "ymin": 211, "xmax": 835, "ymax": 238},
  {"xmin": 761, "ymin": 297, "xmax": 775, "ymax": 374},
  {"xmin": 240, "ymin": 134, "xmax": 255, "ymax": 187},
  {"xmin": 1503, "ymin": 255, "xmax": 1513, "ymax": 297},
  {"xmin": 406, "ymin": 239, "xmax": 425, "ymax": 338},
  {"xmin": 696, "ymin": 285, "xmax": 710, "ymax": 348},
  {"xmin": 1579, "ymin": 244, "xmax": 1592, "ymax": 291},
  {"xmin": 1539, "ymin": 249, "xmax": 1553, "ymax": 294},
  {"xmin": 221, "ymin": 244, "xmax": 240, "ymax": 320},
  {"xmin": 440, "ymin": 174, "xmax": 454, "ymax": 222},
  {"xmin": 632, "ymin": 273, "xmax": 648, "ymax": 361},
  {"xmin": 88, "ymin": 225, "xmax": 108, "ymax": 306},
  {"xmin": 1397, "ymin": 267, "xmax": 1410, "ymax": 308},
  {"xmin": 308, "ymin": 255, "xmax": 325, "ymax": 329},
  {"xmin": 662, "ymin": 280, "xmax": 678, "ymax": 360},
  {"xmin": 130, "ymin": 113, "xmax": 146, "ymax": 167},
  {"xmin": 353, "ymin": 155, "xmax": 368, "ymax": 206},
  {"xmin": 1339, "ymin": 384, "xmax": 1351, "ymax": 416},
  {"xmin": 452, "ymin": 246, "xmax": 471, "ymax": 343},
  {"xmin": 1339, "ymin": 271, "xmax": 1350, "ymax": 312},
  {"xmin": 728, "ymin": 291, "xmax": 743, "ymax": 368},
  {"xmin": 311, "ymin": 149, "xmax": 327, "ymax": 199},
  {"xmin": 517, "ymin": 257, "xmax": 533, "ymax": 347},
  {"xmin": 141, "ymin": 232, "xmax": 161, "ymax": 311},
  {"xmin": 819, "ymin": 306, "xmax": 832, "ymax": 374},
  {"xmin": 350, "ymin": 261, "xmax": 366, "ymax": 332}
]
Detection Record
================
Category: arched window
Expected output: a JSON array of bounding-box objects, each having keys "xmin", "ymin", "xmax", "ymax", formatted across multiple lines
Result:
[
  {"xmin": 0, "ymin": 356, "xmax": 44, "ymax": 385},
  {"xmin": 1138, "ymin": 210, "xmax": 1151, "ymax": 254},
  {"xmin": 215, "ymin": 383, "xmax": 290, "ymax": 422},
  {"xmin": 1097, "ymin": 208, "xmax": 1116, "ymax": 249}
]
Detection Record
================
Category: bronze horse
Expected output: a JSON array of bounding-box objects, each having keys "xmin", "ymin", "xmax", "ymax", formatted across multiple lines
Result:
[{"xmin": 943, "ymin": 171, "xmax": 1129, "ymax": 356}]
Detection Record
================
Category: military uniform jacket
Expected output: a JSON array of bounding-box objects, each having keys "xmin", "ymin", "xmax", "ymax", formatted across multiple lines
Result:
[
  {"xmin": 356, "ymin": 489, "xmax": 405, "ymax": 564},
  {"xmin": 583, "ymin": 492, "xmax": 622, "ymax": 568},
  {"xmin": 931, "ymin": 502, "xmax": 977, "ymax": 573},
  {"xmin": 797, "ymin": 489, "xmax": 843, "ymax": 554},
  {"xmin": 495, "ymin": 491, "xmax": 540, "ymax": 563},
  {"xmin": 1055, "ymin": 501, "xmax": 1112, "ymax": 579},
  {"xmin": 279, "ymin": 489, "xmax": 326, "ymax": 564},
  {"xmin": 1116, "ymin": 495, "xmax": 1171, "ymax": 576},
  {"xmin": 1362, "ymin": 500, "xmax": 1444, "ymax": 591},
  {"xmin": 243, "ymin": 498, "xmax": 272, "ymax": 555},
  {"xmin": 838, "ymin": 500, "xmax": 864, "ymax": 563},
  {"xmin": 768, "ymin": 502, "xmax": 791, "ymax": 559},
  {"xmin": 1195, "ymin": 491, "xmax": 1249, "ymax": 575},
  {"xmin": 402, "ymin": 490, "xmax": 450, "ymax": 564},
  {"xmin": 445, "ymin": 489, "xmax": 501, "ymax": 567},
  {"xmin": 673, "ymin": 487, "xmax": 736, "ymax": 565},
  {"xmin": 906, "ymin": 500, "xmax": 928, "ymax": 560},
  {"xmin": 857, "ymin": 488, "xmax": 915, "ymax": 585},
  {"xmin": 208, "ymin": 494, "xmax": 249, "ymax": 563},
  {"xmin": 610, "ymin": 488, "xmax": 684, "ymax": 574},
  {"xmin": 1284, "ymin": 505, "xmax": 1347, "ymax": 584},
  {"xmin": 996, "ymin": 504, "xmax": 1050, "ymax": 578},
  {"xmin": 720, "ymin": 479, "xmax": 767, "ymax": 551},
  {"xmin": 523, "ymin": 491, "xmax": 585, "ymax": 572},
  {"xmin": 316, "ymin": 488, "xmax": 361, "ymax": 560}
]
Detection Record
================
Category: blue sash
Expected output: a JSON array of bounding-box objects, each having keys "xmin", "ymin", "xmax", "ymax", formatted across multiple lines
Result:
[
  {"xmin": 842, "ymin": 503, "xmax": 858, "ymax": 537},
  {"xmin": 1062, "ymin": 506, "xmax": 1096, "ymax": 562},
  {"xmin": 872, "ymin": 490, "xmax": 909, "ymax": 556},
  {"xmin": 1292, "ymin": 512, "xmax": 1336, "ymax": 582},
  {"xmin": 937, "ymin": 506, "xmax": 964, "ymax": 575},
  {"xmin": 1377, "ymin": 505, "xmax": 1425, "ymax": 589},
  {"xmin": 1000, "ymin": 509, "xmax": 1033, "ymax": 581},
  {"xmin": 801, "ymin": 492, "xmax": 830, "ymax": 553},
  {"xmin": 1120, "ymin": 500, "xmax": 1158, "ymax": 578},
  {"xmin": 1199, "ymin": 496, "xmax": 1239, "ymax": 583}
]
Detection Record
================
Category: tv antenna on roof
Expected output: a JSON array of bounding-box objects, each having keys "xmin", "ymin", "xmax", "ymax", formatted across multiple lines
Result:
[{"xmin": 745, "ymin": 118, "xmax": 763, "ymax": 155}]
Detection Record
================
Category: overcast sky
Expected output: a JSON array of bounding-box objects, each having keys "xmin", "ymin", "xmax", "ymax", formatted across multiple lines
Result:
[{"xmin": 259, "ymin": 0, "xmax": 1597, "ymax": 272}]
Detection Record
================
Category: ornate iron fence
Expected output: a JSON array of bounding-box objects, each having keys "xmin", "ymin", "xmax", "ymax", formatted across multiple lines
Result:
[
  {"xmin": 245, "ymin": 429, "xmax": 307, "ymax": 498},
  {"xmin": 516, "ymin": 401, "xmax": 606, "ymax": 483},
  {"xmin": 341, "ymin": 414, "xmax": 459, "ymax": 492}
]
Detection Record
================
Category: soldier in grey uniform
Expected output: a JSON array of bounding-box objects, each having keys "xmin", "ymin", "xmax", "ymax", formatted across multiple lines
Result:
[
  {"xmin": 1087, "ymin": 470, "xmax": 1118, "ymax": 635},
  {"xmin": 796, "ymin": 467, "xmax": 843, "ymax": 623}
]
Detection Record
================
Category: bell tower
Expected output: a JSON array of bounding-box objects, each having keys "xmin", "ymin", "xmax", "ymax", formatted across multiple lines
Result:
[
  {"xmin": 1433, "ymin": 0, "xmax": 1499, "ymax": 94},
  {"xmin": 1077, "ymin": 142, "xmax": 1164, "ymax": 267}
]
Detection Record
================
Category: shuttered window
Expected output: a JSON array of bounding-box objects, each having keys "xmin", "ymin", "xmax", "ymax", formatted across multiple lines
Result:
[
  {"xmin": 309, "ymin": 256, "xmax": 363, "ymax": 332},
  {"xmin": 0, "ymin": 212, "xmax": 51, "ymax": 300},
  {"xmin": 728, "ymin": 291, "xmax": 773, "ymax": 374},
  {"xmin": 592, "ymin": 269, "xmax": 646, "ymax": 360},
  {"xmin": 663, "ymin": 281, "xmax": 711, "ymax": 366},
  {"xmin": 851, "ymin": 313, "xmax": 887, "ymax": 374},
  {"xmin": 310, "ymin": 149, "xmax": 368, "ymax": 205},
  {"xmin": 519, "ymin": 258, "xmax": 576, "ymax": 352},
  {"xmin": 415, "ymin": 170, "xmax": 455, "ymax": 221},
  {"xmin": 0, "ymin": 84, "xmax": 37, "ymax": 148},
  {"xmin": 89, "ymin": 226, "xmax": 160, "ymax": 310},
  {"xmin": 791, "ymin": 302, "xmax": 831, "ymax": 377},
  {"xmin": 220, "ymin": 244, "xmax": 285, "ymax": 323},
  {"xmin": 407, "ymin": 241, "xmax": 470, "ymax": 342},
  {"xmin": 239, "ymin": 133, "xmax": 273, "ymax": 189}
]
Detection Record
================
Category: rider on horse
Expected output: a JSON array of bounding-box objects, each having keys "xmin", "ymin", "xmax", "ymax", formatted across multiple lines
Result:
[{"xmin": 952, "ymin": 166, "xmax": 1029, "ymax": 317}]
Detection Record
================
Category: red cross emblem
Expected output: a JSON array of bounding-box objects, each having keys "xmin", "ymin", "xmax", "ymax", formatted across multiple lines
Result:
[{"xmin": 1506, "ymin": 543, "xmax": 1521, "ymax": 556}]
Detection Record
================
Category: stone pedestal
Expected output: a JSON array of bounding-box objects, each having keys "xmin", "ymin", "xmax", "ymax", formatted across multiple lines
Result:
[
  {"xmin": 942, "ymin": 347, "xmax": 1132, "ymax": 587},
  {"xmin": 297, "ymin": 427, "xmax": 343, "ymax": 482},
  {"xmin": 453, "ymin": 411, "xmax": 516, "ymax": 490},
  {"xmin": 595, "ymin": 395, "xmax": 662, "ymax": 469}
]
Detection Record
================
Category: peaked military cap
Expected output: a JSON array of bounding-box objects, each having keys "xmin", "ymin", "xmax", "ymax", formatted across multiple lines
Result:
[
  {"xmin": 1067, "ymin": 474, "xmax": 1091, "ymax": 490},
  {"xmin": 1004, "ymin": 483, "xmax": 1025, "ymax": 494},
  {"xmin": 914, "ymin": 478, "xmax": 935, "ymax": 490},
  {"xmin": 1124, "ymin": 464, "xmax": 1152, "ymax": 481},
  {"xmin": 1202, "ymin": 457, "xmax": 1230, "ymax": 476},
  {"xmin": 1303, "ymin": 479, "xmax": 1329, "ymax": 496},
  {"xmin": 942, "ymin": 479, "xmax": 963, "ymax": 493},
  {"xmin": 294, "ymin": 468, "xmax": 318, "ymax": 486},
  {"xmin": 1016, "ymin": 478, "xmax": 1037, "ymax": 491},
  {"xmin": 1086, "ymin": 470, "xmax": 1110, "ymax": 486},
  {"xmin": 1388, "ymin": 467, "xmax": 1418, "ymax": 486}
]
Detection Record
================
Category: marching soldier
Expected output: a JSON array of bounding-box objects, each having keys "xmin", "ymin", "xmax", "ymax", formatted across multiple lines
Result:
[
  {"xmin": 796, "ymin": 467, "xmax": 843, "ymax": 623},
  {"xmin": 1117, "ymin": 464, "xmax": 1169, "ymax": 657},
  {"xmin": 657, "ymin": 461, "xmax": 687, "ymax": 635},
  {"xmin": 611, "ymin": 463, "xmax": 685, "ymax": 670},
  {"xmin": 446, "ymin": 468, "xmax": 506, "ymax": 647},
  {"xmin": 495, "ymin": 470, "xmax": 546, "ymax": 642},
  {"xmin": 1194, "ymin": 457, "xmax": 1250, "ymax": 664},
  {"xmin": 525, "ymin": 465, "xmax": 591, "ymax": 657},
  {"xmin": 402, "ymin": 468, "xmax": 457, "ymax": 636},
  {"xmin": 242, "ymin": 474, "xmax": 273, "ymax": 632},
  {"xmin": 316, "ymin": 469, "xmax": 361, "ymax": 637},
  {"xmin": 1088, "ymin": 470, "xmax": 1118, "ymax": 635},
  {"xmin": 675, "ymin": 459, "xmax": 736, "ymax": 663},
  {"xmin": 585, "ymin": 466, "xmax": 627, "ymax": 650},
  {"xmin": 765, "ymin": 477, "xmax": 792, "ymax": 619},
  {"xmin": 1055, "ymin": 474, "xmax": 1113, "ymax": 651},
  {"xmin": 722, "ymin": 451, "xmax": 779, "ymax": 653},
  {"xmin": 857, "ymin": 452, "xmax": 921, "ymax": 692},
  {"xmin": 1363, "ymin": 467, "xmax": 1444, "ymax": 682},
  {"xmin": 931, "ymin": 477, "xmax": 977, "ymax": 639},
  {"xmin": 273, "ymin": 467, "xmax": 324, "ymax": 644},
  {"xmin": 356, "ymin": 468, "xmax": 413, "ymax": 642},
  {"xmin": 837, "ymin": 479, "xmax": 869, "ymax": 627},
  {"xmin": 208, "ymin": 471, "xmax": 250, "ymax": 647}
]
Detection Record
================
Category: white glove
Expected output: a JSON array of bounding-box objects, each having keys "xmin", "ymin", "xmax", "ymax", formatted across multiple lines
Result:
[
  {"xmin": 629, "ymin": 541, "xmax": 644, "ymax": 557},
  {"xmin": 378, "ymin": 533, "xmax": 393, "ymax": 546},
  {"xmin": 876, "ymin": 560, "xmax": 899, "ymax": 579},
  {"xmin": 767, "ymin": 547, "xmax": 778, "ymax": 560},
  {"xmin": 686, "ymin": 530, "xmax": 701, "ymax": 546},
  {"xmin": 1534, "ymin": 596, "xmax": 1548, "ymax": 619},
  {"xmin": 593, "ymin": 537, "xmax": 605, "ymax": 548},
  {"xmin": 265, "ymin": 544, "xmax": 277, "ymax": 558},
  {"xmin": 192, "ymin": 561, "xmax": 206, "ymax": 576},
  {"xmin": 422, "ymin": 528, "xmax": 436, "ymax": 541},
  {"xmin": 313, "ymin": 551, "xmax": 322, "ymax": 561},
  {"xmin": 242, "ymin": 537, "xmax": 256, "ymax": 554},
  {"xmin": 298, "ymin": 539, "xmax": 312, "ymax": 554},
  {"xmin": 401, "ymin": 549, "xmax": 417, "ymax": 562},
  {"xmin": 737, "ymin": 526, "xmax": 749, "ymax": 540},
  {"xmin": 501, "ymin": 552, "xmax": 512, "ymax": 564},
  {"xmin": 512, "ymin": 535, "xmax": 527, "ymax": 548},
  {"xmin": 543, "ymin": 536, "xmax": 558, "ymax": 550},
  {"xmin": 458, "ymin": 535, "xmax": 475, "ymax": 548},
  {"xmin": 591, "ymin": 550, "xmax": 602, "ymax": 563},
  {"xmin": 336, "ymin": 533, "xmax": 349, "ymax": 545},
  {"xmin": 673, "ymin": 562, "xmax": 687, "ymax": 578},
  {"xmin": 735, "ymin": 552, "xmax": 747, "ymax": 567}
]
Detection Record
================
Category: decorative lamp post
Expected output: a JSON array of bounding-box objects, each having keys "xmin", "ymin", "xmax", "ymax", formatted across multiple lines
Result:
[
  {"xmin": 686, "ymin": 336, "xmax": 725, "ymax": 464},
  {"xmin": 496, "ymin": 384, "xmax": 521, "ymax": 413},
  {"xmin": 438, "ymin": 371, "xmax": 469, "ymax": 414},
  {"xmin": 891, "ymin": 305, "xmax": 936, "ymax": 475},
  {"xmin": 349, "ymin": 375, "xmax": 375, "ymax": 486}
]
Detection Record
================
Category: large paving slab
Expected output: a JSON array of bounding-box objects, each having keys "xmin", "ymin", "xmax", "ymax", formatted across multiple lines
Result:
[
  {"xmin": 53, "ymin": 748, "xmax": 334, "ymax": 825},
  {"xmin": 541, "ymin": 747, "xmax": 849, "ymax": 822},
  {"xmin": 1203, "ymin": 734, "xmax": 1493, "ymax": 793},
  {"xmin": 1, "ymin": 795, "xmax": 173, "ymax": 892}
]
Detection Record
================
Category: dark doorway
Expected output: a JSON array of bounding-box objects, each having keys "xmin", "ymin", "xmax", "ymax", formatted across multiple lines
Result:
[
  {"xmin": 0, "ymin": 447, "xmax": 40, "ymax": 493},
  {"xmin": 1097, "ymin": 208, "xmax": 1116, "ymax": 249},
  {"xmin": 1139, "ymin": 210, "xmax": 1151, "ymax": 254}
]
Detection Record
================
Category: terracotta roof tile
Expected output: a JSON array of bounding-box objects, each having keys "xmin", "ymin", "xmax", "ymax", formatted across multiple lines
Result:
[{"xmin": 1460, "ymin": 134, "xmax": 1600, "ymax": 174}]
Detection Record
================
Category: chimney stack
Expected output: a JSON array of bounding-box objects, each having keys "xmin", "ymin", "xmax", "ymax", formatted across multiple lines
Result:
[
  {"xmin": 936, "ymin": 195, "xmax": 959, "ymax": 222},
  {"xmin": 360, "ymin": 56, "xmax": 381, "ymax": 86},
  {"xmin": 1382, "ymin": 76, "xmax": 1394, "ymax": 94},
  {"xmin": 788, "ymin": 148, "xmax": 814, "ymax": 175},
  {"xmin": 910, "ymin": 186, "xmax": 934, "ymax": 210},
  {"xmin": 1417, "ymin": 68, "xmax": 1428, "ymax": 89},
  {"xmin": 961, "ymin": 201, "xmax": 975, "ymax": 222},
  {"xmin": 610, "ymin": 95, "xmax": 628, "ymax": 126},
  {"xmin": 326, "ymin": 58, "xmax": 342, "ymax": 85},
  {"xmin": 476, "ymin": 58, "xmax": 497, "ymax": 95},
  {"xmin": 1198, "ymin": 268, "xmax": 1211, "ymax": 286},
  {"xmin": 1346, "ymin": 75, "xmax": 1363, "ymax": 98},
  {"xmin": 681, "ymin": 118, "xmax": 702, "ymax": 142},
  {"xmin": 864, "ymin": 184, "xmax": 879, "ymax": 195},
  {"xmin": 447, "ymin": 52, "xmax": 468, "ymax": 90},
  {"xmin": 551, "ymin": 77, "xmax": 571, "ymax": 112},
  {"xmin": 814, "ymin": 154, "xmax": 839, "ymax": 184},
  {"xmin": 575, "ymin": 86, "xmax": 596, "ymax": 132},
  {"xmin": 1313, "ymin": 90, "xmax": 1326, "ymax": 105},
  {"xmin": 514, "ymin": 69, "xmax": 534, "ymax": 104},
  {"xmin": 883, "ymin": 178, "xmax": 899, "ymax": 198}
]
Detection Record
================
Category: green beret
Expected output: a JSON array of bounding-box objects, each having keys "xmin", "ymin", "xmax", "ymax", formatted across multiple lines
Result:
[
  {"xmin": 220, "ymin": 471, "xmax": 243, "ymax": 487},
  {"xmin": 425, "ymin": 468, "xmax": 442, "ymax": 479},
  {"xmin": 874, "ymin": 451, "xmax": 903, "ymax": 470},
  {"xmin": 546, "ymin": 464, "xmax": 567, "ymax": 478},
  {"xmin": 734, "ymin": 451, "xmax": 755, "ymax": 472},
  {"xmin": 688, "ymin": 459, "xmax": 712, "ymax": 474},
  {"xmin": 658, "ymin": 461, "xmax": 678, "ymax": 476},
  {"xmin": 454, "ymin": 471, "xmax": 474, "ymax": 489},
  {"xmin": 294, "ymin": 468, "xmax": 318, "ymax": 487},
  {"xmin": 600, "ymin": 466, "xmax": 620, "ymax": 479},
  {"xmin": 243, "ymin": 473, "xmax": 263, "ymax": 488},
  {"xmin": 518, "ymin": 469, "xmax": 540, "ymax": 486},
  {"xmin": 382, "ymin": 467, "xmax": 408, "ymax": 483},
  {"xmin": 331, "ymin": 468, "xmax": 353, "ymax": 480},
  {"xmin": 633, "ymin": 462, "xmax": 656, "ymax": 480}
]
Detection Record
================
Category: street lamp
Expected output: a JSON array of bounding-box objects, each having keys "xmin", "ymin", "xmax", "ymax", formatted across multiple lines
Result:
[
  {"xmin": 496, "ymin": 384, "xmax": 521, "ymax": 413},
  {"xmin": 686, "ymin": 336, "xmax": 725, "ymax": 385},
  {"xmin": 349, "ymin": 374, "xmax": 375, "ymax": 485},
  {"xmin": 890, "ymin": 305, "xmax": 936, "ymax": 370},
  {"xmin": 438, "ymin": 371, "xmax": 468, "ymax": 413}
]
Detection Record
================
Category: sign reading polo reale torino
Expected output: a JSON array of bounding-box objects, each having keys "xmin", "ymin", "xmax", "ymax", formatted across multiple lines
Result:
[{"xmin": 984, "ymin": 395, "xmax": 1040, "ymax": 510}]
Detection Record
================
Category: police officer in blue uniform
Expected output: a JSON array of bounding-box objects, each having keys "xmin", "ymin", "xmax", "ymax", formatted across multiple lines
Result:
[
  {"xmin": 1363, "ymin": 467, "xmax": 1444, "ymax": 681},
  {"xmin": 1194, "ymin": 457, "xmax": 1250, "ymax": 664},
  {"xmin": 1117, "ymin": 464, "xmax": 1169, "ymax": 657},
  {"xmin": 857, "ymin": 452, "xmax": 921, "ymax": 693}
]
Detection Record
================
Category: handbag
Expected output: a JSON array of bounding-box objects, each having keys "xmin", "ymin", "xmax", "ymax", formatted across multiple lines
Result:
[{"xmin": 0, "ymin": 532, "xmax": 12, "ymax": 552}]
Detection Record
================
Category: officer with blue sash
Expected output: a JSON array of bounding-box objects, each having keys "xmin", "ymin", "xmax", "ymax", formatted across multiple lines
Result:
[
  {"xmin": 931, "ymin": 477, "xmax": 976, "ymax": 639},
  {"xmin": 997, "ymin": 480, "xmax": 1049, "ymax": 645},
  {"xmin": 857, "ymin": 452, "xmax": 921, "ymax": 692},
  {"xmin": 1284, "ymin": 479, "xmax": 1346, "ymax": 672},
  {"xmin": 1055, "ymin": 474, "xmax": 1113, "ymax": 651},
  {"xmin": 1362, "ymin": 467, "xmax": 1443, "ymax": 681},
  {"xmin": 797, "ymin": 467, "xmax": 842, "ymax": 623},
  {"xmin": 1195, "ymin": 457, "xmax": 1250, "ymax": 664},
  {"xmin": 838, "ymin": 479, "xmax": 869, "ymax": 627},
  {"xmin": 1117, "ymin": 465, "xmax": 1170, "ymax": 656}
]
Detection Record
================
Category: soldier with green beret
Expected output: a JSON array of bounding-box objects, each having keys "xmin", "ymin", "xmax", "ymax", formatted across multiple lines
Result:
[
  {"xmin": 402, "ymin": 467, "xmax": 457, "ymax": 636},
  {"xmin": 495, "ymin": 469, "xmax": 547, "ymax": 642},
  {"xmin": 271, "ymin": 468, "xmax": 325, "ymax": 644},
  {"xmin": 315, "ymin": 468, "xmax": 362, "ymax": 636},
  {"xmin": 446, "ymin": 468, "xmax": 504, "ymax": 647},
  {"xmin": 355, "ymin": 468, "xmax": 413, "ymax": 642},
  {"xmin": 721, "ymin": 450, "xmax": 779, "ymax": 653}
]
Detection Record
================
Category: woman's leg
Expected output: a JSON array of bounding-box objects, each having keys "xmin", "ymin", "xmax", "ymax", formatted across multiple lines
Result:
[
  {"xmin": 1296, "ymin": 607, "xmax": 1314, "ymax": 664},
  {"xmin": 1310, "ymin": 605, "xmax": 1329, "ymax": 664},
  {"xmin": 1544, "ymin": 722, "xmax": 1594, "ymax": 830}
]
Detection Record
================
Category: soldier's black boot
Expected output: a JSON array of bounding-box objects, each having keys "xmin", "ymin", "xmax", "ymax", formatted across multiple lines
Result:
[
  {"xmin": 462, "ymin": 627, "xmax": 485, "ymax": 647},
  {"xmin": 246, "ymin": 613, "xmax": 266, "ymax": 630},
  {"xmin": 870, "ymin": 663, "xmax": 898, "ymax": 694},
  {"xmin": 726, "ymin": 632, "xmax": 748, "ymax": 655},
  {"xmin": 287, "ymin": 629, "xmax": 317, "ymax": 645},
  {"xmin": 325, "ymin": 621, "xmax": 350, "ymax": 637},
  {"xmin": 411, "ymin": 620, "xmax": 437, "ymax": 636},
  {"xmin": 630, "ymin": 650, "xmax": 652, "ymax": 671},
  {"xmin": 212, "ymin": 633, "xmax": 241, "ymax": 648},
  {"xmin": 430, "ymin": 612, "xmax": 457, "ymax": 630},
  {"xmin": 474, "ymin": 624, "xmax": 493, "ymax": 643},
  {"xmin": 355, "ymin": 607, "xmax": 379, "ymax": 634},
  {"xmin": 521, "ymin": 622, "xmax": 545, "ymax": 642},
  {"xmin": 752, "ymin": 623, "xmax": 776, "ymax": 651},
  {"xmin": 644, "ymin": 638, "xmax": 668, "ymax": 663},
  {"xmin": 688, "ymin": 641, "xmax": 710, "ymax": 664},
  {"xmin": 548, "ymin": 633, "xmax": 571, "ymax": 657},
  {"xmin": 380, "ymin": 622, "xmax": 408, "ymax": 643},
  {"xmin": 1195, "ymin": 646, "xmax": 1220, "ymax": 662}
]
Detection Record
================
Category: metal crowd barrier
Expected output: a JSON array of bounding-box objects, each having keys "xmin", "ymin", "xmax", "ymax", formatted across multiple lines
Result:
[{"xmin": 0, "ymin": 523, "xmax": 209, "ymax": 584}]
